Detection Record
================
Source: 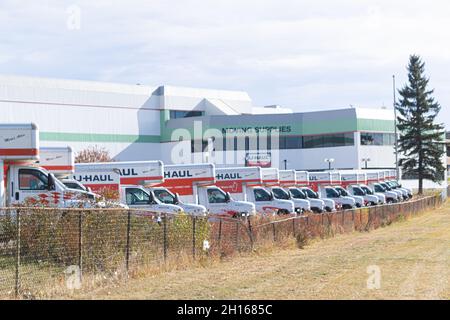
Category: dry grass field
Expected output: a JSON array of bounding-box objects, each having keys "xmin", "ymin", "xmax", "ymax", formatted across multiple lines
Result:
[{"xmin": 75, "ymin": 202, "xmax": 450, "ymax": 300}]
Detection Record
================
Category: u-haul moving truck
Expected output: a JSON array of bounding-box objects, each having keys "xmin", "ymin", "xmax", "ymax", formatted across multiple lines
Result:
[
  {"xmin": 295, "ymin": 171, "xmax": 334, "ymax": 212},
  {"xmin": 308, "ymin": 171, "xmax": 355, "ymax": 210},
  {"xmin": 1, "ymin": 124, "xmax": 92, "ymax": 207},
  {"xmin": 340, "ymin": 172, "xmax": 380, "ymax": 206},
  {"xmin": 257, "ymin": 167, "xmax": 295, "ymax": 214},
  {"xmin": 215, "ymin": 167, "xmax": 294, "ymax": 215},
  {"xmin": 383, "ymin": 170, "xmax": 411, "ymax": 199},
  {"xmin": 74, "ymin": 161, "xmax": 183, "ymax": 215},
  {"xmin": 161, "ymin": 164, "xmax": 254, "ymax": 217},
  {"xmin": 366, "ymin": 171, "xmax": 400, "ymax": 203},
  {"xmin": 277, "ymin": 170, "xmax": 312, "ymax": 213}
]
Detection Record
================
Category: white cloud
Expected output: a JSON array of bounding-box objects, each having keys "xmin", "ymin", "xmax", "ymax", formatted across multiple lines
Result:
[{"xmin": 0, "ymin": 0, "xmax": 449, "ymax": 126}]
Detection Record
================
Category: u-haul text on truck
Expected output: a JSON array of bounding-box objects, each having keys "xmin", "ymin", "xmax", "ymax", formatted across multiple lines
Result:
[
  {"xmin": 161, "ymin": 164, "xmax": 255, "ymax": 217},
  {"xmin": 216, "ymin": 167, "xmax": 294, "ymax": 215},
  {"xmin": 74, "ymin": 161, "xmax": 183, "ymax": 215}
]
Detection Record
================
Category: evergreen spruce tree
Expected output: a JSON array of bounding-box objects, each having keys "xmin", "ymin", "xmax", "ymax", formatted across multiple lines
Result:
[{"xmin": 396, "ymin": 55, "xmax": 445, "ymax": 194}]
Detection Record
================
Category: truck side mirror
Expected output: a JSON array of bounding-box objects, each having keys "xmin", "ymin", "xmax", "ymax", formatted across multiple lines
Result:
[{"xmin": 47, "ymin": 173, "xmax": 56, "ymax": 191}]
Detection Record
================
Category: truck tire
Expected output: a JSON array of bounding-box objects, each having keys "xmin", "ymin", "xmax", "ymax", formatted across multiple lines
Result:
[
  {"xmin": 325, "ymin": 206, "xmax": 333, "ymax": 212},
  {"xmin": 277, "ymin": 209, "xmax": 290, "ymax": 215}
]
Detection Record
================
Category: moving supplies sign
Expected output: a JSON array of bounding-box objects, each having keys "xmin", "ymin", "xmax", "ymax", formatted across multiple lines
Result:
[{"xmin": 245, "ymin": 152, "xmax": 271, "ymax": 168}]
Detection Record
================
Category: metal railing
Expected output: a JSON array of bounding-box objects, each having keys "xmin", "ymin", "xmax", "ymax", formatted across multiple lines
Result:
[{"xmin": 0, "ymin": 194, "xmax": 444, "ymax": 299}]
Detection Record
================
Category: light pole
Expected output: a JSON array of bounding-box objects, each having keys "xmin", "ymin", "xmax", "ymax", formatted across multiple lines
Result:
[
  {"xmin": 324, "ymin": 158, "xmax": 335, "ymax": 170},
  {"xmin": 283, "ymin": 159, "xmax": 287, "ymax": 170},
  {"xmin": 362, "ymin": 157, "xmax": 371, "ymax": 169},
  {"xmin": 393, "ymin": 75, "xmax": 399, "ymax": 178}
]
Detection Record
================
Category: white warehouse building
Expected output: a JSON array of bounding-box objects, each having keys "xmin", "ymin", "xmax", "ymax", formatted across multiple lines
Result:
[{"xmin": 0, "ymin": 75, "xmax": 398, "ymax": 172}]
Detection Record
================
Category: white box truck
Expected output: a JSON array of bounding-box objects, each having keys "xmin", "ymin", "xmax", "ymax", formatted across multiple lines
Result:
[
  {"xmin": 0, "ymin": 124, "xmax": 92, "ymax": 207},
  {"xmin": 366, "ymin": 171, "xmax": 400, "ymax": 203},
  {"xmin": 161, "ymin": 164, "xmax": 255, "ymax": 218},
  {"xmin": 74, "ymin": 161, "xmax": 184, "ymax": 215},
  {"xmin": 215, "ymin": 166, "xmax": 295, "ymax": 215},
  {"xmin": 277, "ymin": 170, "xmax": 312, "ymax": 213},
  {"xmin": 340, "ymin": 172, "xmax": 379, "ymax": 206},
  {"xmin": 295, "ymin": 171, "xmax": 335, "ymax": 212},
  {"xmin": 308, "ymin": 171, "xmax": 356, "ymax": 210}
]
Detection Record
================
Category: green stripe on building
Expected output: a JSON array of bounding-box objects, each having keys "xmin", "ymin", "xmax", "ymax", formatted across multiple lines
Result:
[{"xmin": 41, "ymin": 132, "xmax": 161, "ymax": 143}]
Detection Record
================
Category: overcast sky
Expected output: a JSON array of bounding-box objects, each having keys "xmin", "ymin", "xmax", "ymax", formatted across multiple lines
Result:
[{"xmin": 1, "ymin": 1, "xmax": 449, "ymax": 127}]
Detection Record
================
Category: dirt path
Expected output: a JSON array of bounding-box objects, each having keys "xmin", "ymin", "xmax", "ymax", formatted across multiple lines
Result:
[{"xmin": 76, "ymin": 203, "xmax": 450, "ymax": 300}]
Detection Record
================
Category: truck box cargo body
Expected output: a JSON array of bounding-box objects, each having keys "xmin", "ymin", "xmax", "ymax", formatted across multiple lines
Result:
[
  {"xmin": 308, "ymin": 172, "xmax": 356, "ymax": 210},
  {"xmin": 215, "ymin": 167, "xmax": 294, "ymax": 215},
  {"xmin": 1, "ymin": 124, "xmax": 93, "ymax": 207},
  {"xmin": 162, "ymin": 164, "xmax": 255, "ymax": 217},
  {"xmin": 74, "ymin": 161, "xmax": 184, "ymax": 214},
  {"xmin": 38, "ymin": 147, "xmax": 74, "ymax": 178}
]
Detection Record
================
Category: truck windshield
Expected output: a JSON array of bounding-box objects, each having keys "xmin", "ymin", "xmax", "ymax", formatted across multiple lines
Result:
[
  {"xmin": 289, "ymin": 188, "xmax": 306, "ymax": 199},
  {"xmin": 18, "ymin": 168, "xmax": 49, "ymax": 190},
  {"xmin": 253, "ymin": 188, "xmax": 272, "ymax": 202},
  {"xmin": 302, "ymin": 188, "xmax": 318, "ymax": 199},
  {"xmin": 361, "ymin": 186, "xmax": 373, "ymax": 195},
  {"xmin": 353, "ymin": 187, "xmax": 366, "ymax": 196},
  {"xmin": 335, "ymin": 187, "xmax": 349, "ymax": 196},
  {"xmin": 272, "ymin": 188, "xmax": 291, "ymax": 200},
  {"xmin": 154, "ymin": 189, "xmax": 176, "ymax": 204},
  {"xmin": 374, "ymin": 184, "xmax": 385, "ymax": 192},
  {"xmin": 325, "ymin": 188, "xmax": 340, "ymax": 198},
  {"xmin": 207, "ymin": 188, "xmax": 229, "ymax": 203},
  {"xmin": 387, "ymin": 181, "xmax": 397, "ymax": 189},
  {"xmin": 125, "ymin": 188, "xmax": 153, "ymax": 205},
  {"xmin": 63, "ymin": 182, "xmax": 86, "ymax": 191},
  {"xmin": 381, "ymin": 183, "xmax": 392, "ymax": 191}
]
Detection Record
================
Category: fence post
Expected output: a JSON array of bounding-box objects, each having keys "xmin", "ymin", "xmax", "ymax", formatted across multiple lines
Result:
[
  {"xmin": 217, "ymin": 219, "xmax": 222, "ymax": 250},
  {"xmin": 234, "ymin": 221, "xmax": 239, "ymax": 251},
  {"xmin": 78, "ymin": 211, "xmax": 83, "ymax": 282},
  {"xmin": 15, "ymin": 209, "xmax": 21, "ymax": 298},
  {"xmin": 272, "ymin": 223, "xmax": 276, "ymax": 242},
  {"xmin": 192, "ymin": 217, "xmax": 196, "ymax": 260},
  {"xmin": 125, "ymin": 210, "xmax": 131, "ymax": 274},
  {"xmin": 292, "ymin": 218, "xmax": 296, "ymax": 237},
  {"xmin": 163, "ymin": 215, "xmax": 168, "ymax": 262},
  {"xmin": 247, "ymin": 218, "xmax": 254, "ymax": 250}
]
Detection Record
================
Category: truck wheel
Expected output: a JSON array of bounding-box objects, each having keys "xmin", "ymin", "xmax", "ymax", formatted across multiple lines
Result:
[
  {"xmin": 325, "ymin": 207, "xmax": 332, "ymax": 212},
  {"xmin": 387, "ymin": 199, "xmax": 393, "ymax": 204},
  {"xmin": 370, "ymin": 201, "xmax": 377, "ymax": 206},
  {"xmin": 277, "ymin": 209, "xmax": 289, "ymax": 215}
]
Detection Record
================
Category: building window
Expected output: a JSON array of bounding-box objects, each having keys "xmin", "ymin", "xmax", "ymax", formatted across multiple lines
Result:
[
  {"xmin": 302, "ymin": 133, "xmax": 354, "ymax": 149},
  {"xmin": 170, "ymin": 110, "xmax": 204, "ymax": 119},
  {"xmin": 360, "ymin": 132, "xmax": 395, "ymax": 146}
]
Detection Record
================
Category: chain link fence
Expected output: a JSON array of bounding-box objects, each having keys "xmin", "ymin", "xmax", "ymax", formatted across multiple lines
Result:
[{"xmin": 0, "ymin": 194, "xmax": 444, "ymax": 299}]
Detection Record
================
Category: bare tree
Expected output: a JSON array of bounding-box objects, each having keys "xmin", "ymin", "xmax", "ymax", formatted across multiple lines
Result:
[{"xmin": 75, "ymin": 145, "xmax": 113, "ymax": 163}]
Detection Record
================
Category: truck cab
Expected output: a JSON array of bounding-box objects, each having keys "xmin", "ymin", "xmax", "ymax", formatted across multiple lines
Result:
[
  {"xmin": 319, "ymin": 186, "xmax": 356, "ymax": 210},
  {"xmin": 120, "ymin": 185, "xmax": 182, "ymax": 215},
  {"xmin": 360, "ymin": 184, "xmax": 386, "ymax": 204},
  {"xmin": 215, "ymin": 166, "xmax": 294, "ymax": 216},
  {"xmin": 300, "ymin": 187, "xmax": 336, "ymax": 212},
  {"xmin": 162, "ymin": 164, "xmax": 256, "ymax": 218},
  {"xmin": 371, "ymin": 183, "xmax": 399, "ymax": 203},
  {"xmin": 346, "ymin": 184, "xmax": 379, "ymax": 206},
  {"xmin": 333, "ymin": 185, "xmax": 364, "ymax": 207},
  {"xmin": 151, "ymin": 187, "xmax": 207, "ymax": 216},
  {"xmin": 6, "ymin": 165, "xmax": 94, "ymax": 207}
]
